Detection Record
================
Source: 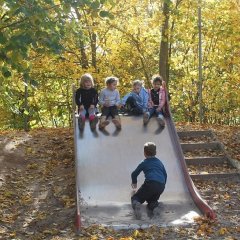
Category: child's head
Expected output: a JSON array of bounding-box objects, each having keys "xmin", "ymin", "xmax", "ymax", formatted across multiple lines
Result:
[
  {"xmin": 80, "ymin": 73, "xmax": 94, "ymax": 89},
  {"xmin": 144, "ymin": 142, "xmax": 156, "ymax": 157},
  {"xmin": 105, "ymin": 76, "xmax": 118, "ymax": 91},
  {"xmin": 152, "ymin": 75, "xmax": 163, "ymax": 91},
  {"xmin": 132, "ymin": 80, "xmax": 143, "ymax": 94}
]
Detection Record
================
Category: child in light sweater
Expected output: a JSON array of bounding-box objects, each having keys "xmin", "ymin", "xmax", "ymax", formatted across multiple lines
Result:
[{"xmin": 98, "ymin": 76, "xmax": 121, "ymax": 130}]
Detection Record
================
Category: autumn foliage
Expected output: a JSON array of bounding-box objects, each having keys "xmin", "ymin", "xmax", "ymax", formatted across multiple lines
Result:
[{"xmin": 0, "ymin": 0, "xmax": 239, "ymax": 129}]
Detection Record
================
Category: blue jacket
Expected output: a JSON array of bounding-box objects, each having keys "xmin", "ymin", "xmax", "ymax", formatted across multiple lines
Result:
[
  {"xmin": 121, "ymin": 87, "xmax": 149, "ymax": 110},
  {"xmin": 131, "ymin": 157, "xmax": 167, "ymax": 185}
]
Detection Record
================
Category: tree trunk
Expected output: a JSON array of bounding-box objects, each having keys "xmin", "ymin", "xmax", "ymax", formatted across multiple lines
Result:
[
  {"xmin": 159, "ymin": 1, "xmax": 171, "ymax": 84},
  {"xmin": 91, "ymin": 32, "xmax": 97, "ymax": 69},
  {"xmin": 24, "ymin": 76, "xmax": 30, "ymax": 131}
]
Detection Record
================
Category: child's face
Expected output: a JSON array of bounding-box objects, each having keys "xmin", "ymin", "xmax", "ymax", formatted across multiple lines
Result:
[
  {"xmin": 133, "ymin": 85, "xmax": 141, "ymax": 94},
  {"xmin": 107, "ymin": 81, "xmax": 117, "ymax": 91},
  {"xmin": 153, "ymin": 81, "xmax": 161, "ymax": 91},
  {"xmin": 83, "ymin": 80, "xmax": 92, "ymax": 89}
]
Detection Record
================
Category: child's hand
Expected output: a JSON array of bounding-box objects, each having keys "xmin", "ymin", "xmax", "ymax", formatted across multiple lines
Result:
[
  {"xmin": 79, "ymin": 105, "xmax": 84, "ymax": 110},
  {"xmin": 162, "ymin": 81, "xmax": 166, "ymax": 88},
  {"xmin": 90, "ymin": 104, "xmax": 95, "ymax": 109},
  {"xmin": 156, "ymin": 107, "xmax": 162, "ymax": 112},
  {"xmin": 116, "ymin": 104, "xmax": 122, "ymax": 109},
  {"xmin": 131, "ymin": 183, "xmax": 137, "ymax": 189},
  {"xmin": 104, "ymin": 102, "xmax": 110, "ymax": 107}
]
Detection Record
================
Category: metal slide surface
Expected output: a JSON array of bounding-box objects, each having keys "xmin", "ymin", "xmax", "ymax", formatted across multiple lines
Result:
[{"xmin": 74, "ymin": 107, "xmax": 215, "ymax": 228}]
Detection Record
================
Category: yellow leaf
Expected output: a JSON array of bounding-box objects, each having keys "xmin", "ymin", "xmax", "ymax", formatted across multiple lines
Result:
[
  {"xmin": 133, "ymin": 229, "xmax": 141, "ymax": 237},
  {"xmin": 219, "ymin": 227, "xmax": 228, "ymax": 235}
]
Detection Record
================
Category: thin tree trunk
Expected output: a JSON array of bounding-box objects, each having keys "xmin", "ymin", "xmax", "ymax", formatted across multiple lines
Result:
[
  {"xmin": 159, "ymin": 1, "xmax": 171, "ymax": 84},
  {"xmin": 24, "ymin": 76, "xmax": 29, "ymax": 131}
]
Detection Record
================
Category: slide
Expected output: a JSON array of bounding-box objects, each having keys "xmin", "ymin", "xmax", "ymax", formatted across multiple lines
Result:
[{"xmin": 73, "ymin": 90, "xmax": 215, "ymax": 230}]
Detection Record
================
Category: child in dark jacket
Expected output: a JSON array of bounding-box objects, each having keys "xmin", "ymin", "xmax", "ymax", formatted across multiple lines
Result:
[
  {"xmin": 75, "ymin": 73, "xmax": 98, "ymax": 131},
  {"xmin": 143, "ymin": 75, "xmax": 166, "ymax": 127},
  {"xmin": 131, "ymin": 142, "xmax": 167, "ymax": 219}
]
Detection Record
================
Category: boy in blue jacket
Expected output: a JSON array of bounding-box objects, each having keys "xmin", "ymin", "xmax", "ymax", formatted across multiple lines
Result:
[
  {"xmin": 131, "ymin": 142, "xmax": 167, "ymax": 219},
  {"xmin": 121, "ymin": 80, "xmax": 148, "ymax": 115}
]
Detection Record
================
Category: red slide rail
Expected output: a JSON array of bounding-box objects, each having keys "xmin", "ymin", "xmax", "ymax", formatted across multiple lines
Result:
[{"xmin": 164, "ymin": 88, "xmax": 216, "ymax": 219}]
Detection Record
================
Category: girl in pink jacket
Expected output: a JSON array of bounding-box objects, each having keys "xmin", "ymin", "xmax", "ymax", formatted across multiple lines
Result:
[{"xmin": 143, "ymin": 75, "xmax": 166, "ymax": 128}]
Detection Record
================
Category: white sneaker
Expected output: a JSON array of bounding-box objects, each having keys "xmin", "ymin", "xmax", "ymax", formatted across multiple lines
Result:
[{"xmin": 157, "ymin": 117, "xmax": 165, "ymax": 128}]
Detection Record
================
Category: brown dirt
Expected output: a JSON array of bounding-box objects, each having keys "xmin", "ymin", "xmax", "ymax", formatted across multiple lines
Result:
[{"xmin": 0, "ymin": 125, "xmax": 239, "ymax": 240}]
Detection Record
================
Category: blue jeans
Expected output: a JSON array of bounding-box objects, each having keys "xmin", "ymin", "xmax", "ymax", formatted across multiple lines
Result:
[
  {"xmin": 146, "ymin": 106, "xmax": 164, "ymax": 119},
  {"xmin": 79, "ymin": 107, "xmax": 97, "ymax": 118}
]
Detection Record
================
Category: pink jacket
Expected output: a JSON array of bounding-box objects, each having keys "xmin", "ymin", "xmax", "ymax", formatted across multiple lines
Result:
[{"xmin": 147, "ymin": 86, "xmax": 166, "ymax": 110}]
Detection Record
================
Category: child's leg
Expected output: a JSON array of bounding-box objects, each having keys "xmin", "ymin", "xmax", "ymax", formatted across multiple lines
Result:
[
  {"xmin": 131, "ymin": 182, "xmax": 151, "ymax": 219},
  {"xmin": 88, "ymin": 107, "xmax": 98, "ymax": 130},
  {"xmin": 78, "ymin": 108, "xmax": 86, "ymax": 130},
  {"xmin": 111, "ymin": 106, "xmax": 121, "ymax": 129},
  {"xmin": 99, "ymin": 107, "xmax": 110, "ymax": 130},
  {"xmin": 143, "ymin": 108, "xmax": 155, "ymax": 125},
  {"xmin": 156, "ymin": 110, "xmax": 165, "ymax": 127},
  {"xmin": 146, "ymin": 182, "xmax": 165, "ymax": 214},
  {"xmin": 125, "ymin": 96, "xmax": 137, "ymax": 110}
]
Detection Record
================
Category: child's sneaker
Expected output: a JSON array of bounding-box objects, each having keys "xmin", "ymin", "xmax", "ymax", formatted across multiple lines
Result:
[
  {"xmin": 134, "ymin": 202, "xmax": 142, "ymax": 220},
  {"xmin": 89, "ymin": 116, "xmax": 98, "ymax": 131},
  {"xmin": 112, "ymin": 116, "xmax": 121, "ymax": 130},
  {"xmin": 157, "ymin": 117, "xmax": 165, "ymax": 128},
  {"xmin": 99, "ymin": 117, "xmax": 110, "ymax": 130},
  {"xmin": 152, "ymin": 205, "xmax": 161, "ymax": 219},
  {"xmin": 78, "ymin": 116, "xmax": 85, "ymax": 130},
  {"xmin": 143, "ymin": 112, "xmax": 150, "ymax": 125}
]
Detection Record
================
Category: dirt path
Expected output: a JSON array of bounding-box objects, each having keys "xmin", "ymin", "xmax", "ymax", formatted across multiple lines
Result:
[{"xmin": 0, "ymin": 126, "xmax": 239, "ymax": 239}]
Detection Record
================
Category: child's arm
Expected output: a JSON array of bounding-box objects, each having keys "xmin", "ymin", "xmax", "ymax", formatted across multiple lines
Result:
[
  {"xmin": 142, "ymin": 88, "xmax": 149, "ymax": 110},
  {"xmin": 75, "ymin": 89, "xmax": 81, "ymax": 106},
  {"xmin": 115, "ymin": 90, "xmax": 121, "ymax": 106},
  {"xmin": 131, "ymin": 162, "xmax": 143, "ymax": 185},
  {"xmin": 98, "ymin": 89, "xmax": 105, "ymax": 106},
  {"xmin": 147, "ymin": 89, "xmax": 154, "ymax": 108},
  {"xmin": 93, "ymin": 89, "xmax": 99, "ymax": 107},
  {"xmin": 158, "ymin": 87, "xmax": 166, "ymax": 111}
]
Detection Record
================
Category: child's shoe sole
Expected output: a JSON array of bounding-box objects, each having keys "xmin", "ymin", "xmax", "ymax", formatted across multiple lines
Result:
[
  {"xmin": 99, "ymin": 120, "xmax": 110, "ymax": 130},
  {"xmin": 112, "ymin": 119, "xmax": 121, "ymax": 130},
  {"xmin": 90, "ymin": 117, "xmax": 99, "ymax": 130},
  {"xmin": 78, "ymin": 117, "xmax": 85, "ymax": 130}
]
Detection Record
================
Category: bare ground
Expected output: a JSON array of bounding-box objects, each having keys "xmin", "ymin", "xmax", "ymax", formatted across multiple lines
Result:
[{"xmin": 0, "ymin": 124, "xmax": 239, "ymax": 240}]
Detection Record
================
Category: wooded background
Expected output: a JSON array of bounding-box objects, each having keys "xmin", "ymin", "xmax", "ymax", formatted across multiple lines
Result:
[{"xmin": 0, "ymin": 0, "xmax": 239, "ymax": 130}]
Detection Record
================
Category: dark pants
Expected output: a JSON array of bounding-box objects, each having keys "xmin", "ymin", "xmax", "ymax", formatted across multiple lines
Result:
[
  {"xmin": 125, "ymin": 97, "xmax": 143, "ymax": 115},
  {"xmin": 131, "ymin": 180, "xmax": 165, "ymax": 211},
  {"xmin": 101, "ymin": 106, "xmax": 119, "ymax": 119}
]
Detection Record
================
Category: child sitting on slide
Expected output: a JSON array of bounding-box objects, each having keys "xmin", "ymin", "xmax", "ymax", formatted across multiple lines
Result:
[
  {"xmin": 121, "ymin": 80, "xmax": 149, "ymax": 115},
  {"xmin": 131, "ymin": 142, "xmax": 167, "ymax": 219},
  {"xmin": 143, "ymin": 75, "xmax": 166, "ymax": 127},
  {"xmin": 75, "ymin": 73, "xmax": 98, "ymax": 131},
  {"xmin": 98, "ymin": 76, "xmax": 122, "ymax": 130}
]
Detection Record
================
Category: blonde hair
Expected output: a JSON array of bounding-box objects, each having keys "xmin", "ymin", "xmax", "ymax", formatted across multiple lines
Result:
[
  {"xmin": 105, "ymin": 76, "xmax": 119, "ymax": 85},
  {"xmin": 132, "ymin": 79, "xmax": 143, "ymax": 87},
  {"xmin": 80, "ymin": 73, "xmax": 94, "ymax": 88}
]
